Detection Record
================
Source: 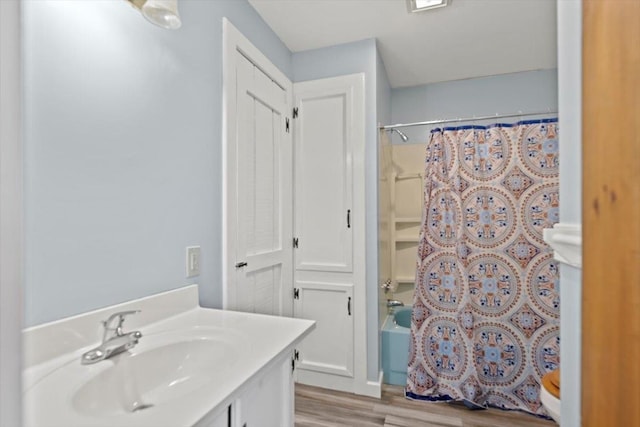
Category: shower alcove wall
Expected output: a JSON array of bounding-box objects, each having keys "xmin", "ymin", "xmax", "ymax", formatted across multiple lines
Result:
[{"xmin": 388, "ymin": 143, "xmax": 426, "ymax": 303}]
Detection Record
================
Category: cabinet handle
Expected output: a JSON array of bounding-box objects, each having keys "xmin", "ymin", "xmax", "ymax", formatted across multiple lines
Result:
[
  {"xmin": 347, "ymin": 209, "xmax": 351, "ymax": 228},
  {"xmin": 347, "ymin": 297, "xmax": 351, "ymax": 316}
]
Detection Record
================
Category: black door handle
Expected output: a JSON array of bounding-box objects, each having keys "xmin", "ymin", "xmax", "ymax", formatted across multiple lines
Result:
[
  {"xmin": 347, "ymin": 297, "xmax": 351, "ymax": 316},
  {"xmin": 235, "ymin": 261, "xmax": 247, "ymax": 268},
  {"xmin": 347, "ymin": 209, "xmax": 351, "ymax": 228}
]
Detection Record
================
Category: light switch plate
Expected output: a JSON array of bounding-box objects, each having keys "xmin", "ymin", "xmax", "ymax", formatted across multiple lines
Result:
[{"xmin": 186, "ymin": 246, "xmax": 201, "ymax": 278}]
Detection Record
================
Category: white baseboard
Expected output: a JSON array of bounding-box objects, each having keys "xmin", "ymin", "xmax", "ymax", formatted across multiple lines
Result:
[
  {"xmin": 357, "ymin": 371, "xmax": 383, "ymax": 398},
  {"xmin": 296, "ymin": 370, "xmax": 383, "ymax": 399},
  {"xmin": 296, "ymin": 370, "xmax": 355, "ymax": 394}
]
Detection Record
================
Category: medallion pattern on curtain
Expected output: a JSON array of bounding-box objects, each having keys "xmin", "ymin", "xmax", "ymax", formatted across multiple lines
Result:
[{"xmin": 406, "ymin": 119, "xmax": 560, "ymax": 417}]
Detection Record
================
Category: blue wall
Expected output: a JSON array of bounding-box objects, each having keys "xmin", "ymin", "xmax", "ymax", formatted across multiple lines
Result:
[
  {"xmin": 293, "ymin": 39, "xmax": 383, "ymax": 382},
  {"xmin": 23, "ymin": 0, "xmax": 292, "ymax": 326},
  {"xmin": 390, "ymin": 69, "xmax": 558, "ymax": 144}
]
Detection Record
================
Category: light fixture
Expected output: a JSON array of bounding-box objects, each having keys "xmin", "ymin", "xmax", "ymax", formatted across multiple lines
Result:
[
  {"xmin": 126, "ymin": 0, "xmax": 182, "ymax": 30},
  {"xmin": 407, "ymin": 0, "xmax": 449, "ymax": 13}
]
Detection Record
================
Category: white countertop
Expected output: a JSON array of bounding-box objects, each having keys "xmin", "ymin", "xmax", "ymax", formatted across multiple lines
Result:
[{"xmin": 23, "ymin": 285, "xmax": 315, "ymax": 427}]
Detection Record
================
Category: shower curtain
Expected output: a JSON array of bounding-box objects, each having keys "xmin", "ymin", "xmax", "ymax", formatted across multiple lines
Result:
[{"xmin": 406, "ymin": 119, "xmax": 560, "ymax": 417}]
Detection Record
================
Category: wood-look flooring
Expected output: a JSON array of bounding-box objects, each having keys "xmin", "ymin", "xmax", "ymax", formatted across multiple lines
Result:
[{"xmin": 295, "ymin": 384, "xmax": 556, "ymax": 427}]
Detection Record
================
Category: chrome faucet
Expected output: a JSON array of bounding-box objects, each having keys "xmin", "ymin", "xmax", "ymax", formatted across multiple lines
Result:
[
  {"xmin": 387, "ymin": 299, "xmax": 404, "ymax": 312},
  {"xmin": 81, "ymin": 310, "xmax": 142, "ymax": 365}
]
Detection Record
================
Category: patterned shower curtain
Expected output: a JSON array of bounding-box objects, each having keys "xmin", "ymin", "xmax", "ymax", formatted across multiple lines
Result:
[{"xmin": 406, "ymin": 119, "xmax": 560, "ymax": 417}]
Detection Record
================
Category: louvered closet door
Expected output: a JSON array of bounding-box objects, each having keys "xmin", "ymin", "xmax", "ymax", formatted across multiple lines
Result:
[{"xmin": 235, "ymin": 54, "xmax": 292, "ymax": 316}]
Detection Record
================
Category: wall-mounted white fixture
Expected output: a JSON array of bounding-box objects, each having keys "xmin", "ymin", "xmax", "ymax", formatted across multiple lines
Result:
[
  {"xmin": 126, "ymin": 0, "xmax": 182, "ymax": 30},
  {"xmin": 407, "ymin": 0, "xmax": 449, "ymax": 13}
]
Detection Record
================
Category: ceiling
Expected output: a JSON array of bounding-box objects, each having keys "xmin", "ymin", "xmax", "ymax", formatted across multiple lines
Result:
[{"xmin": 248, "ymin": 0, "xmax": 558, "ymax": 88}]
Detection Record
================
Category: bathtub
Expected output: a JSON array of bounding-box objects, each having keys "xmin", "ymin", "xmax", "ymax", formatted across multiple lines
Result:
[{"xmin": 381, "ymin": 306, "xmax": 411, "ymax": 385}]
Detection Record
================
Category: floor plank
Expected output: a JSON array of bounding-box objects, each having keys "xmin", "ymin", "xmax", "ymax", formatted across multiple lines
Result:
[
  {"xmin": 295, "ymin": 384, "xmax": 556, "ymax": 427},
  {"xmin": 384, "ymin": 414, "xmax": 455, "ymax": 427}
]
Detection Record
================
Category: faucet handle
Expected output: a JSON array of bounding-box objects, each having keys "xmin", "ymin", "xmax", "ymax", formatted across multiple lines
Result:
[{"xmin": 102, "ymin": 310, "xmax": 140, "ymax": 340}]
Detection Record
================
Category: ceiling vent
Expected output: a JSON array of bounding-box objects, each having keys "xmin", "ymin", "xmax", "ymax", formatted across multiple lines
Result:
[{"xmin": 407, "ymin": 0, "xmax": 449, "ymax": 13}]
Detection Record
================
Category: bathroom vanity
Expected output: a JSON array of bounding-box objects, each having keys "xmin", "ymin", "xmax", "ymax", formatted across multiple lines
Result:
[{"xmin": 22, "ymin": 285, "xmax": 315, "ymax": 427}]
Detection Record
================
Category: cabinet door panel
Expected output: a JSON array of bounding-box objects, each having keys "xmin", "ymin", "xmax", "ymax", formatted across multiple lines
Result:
[
  {"xmin": 206, "ymin": 406, "xmax": 229, "ymax": 427},
  {"xmin": 237, "ymin": 359, "xmax": 292, "ymax": 427},
  {"xmin": 294, "ymin": 281, "xmax": 354, "ymax": 377},
  {"xmin": 294, "ymin": 85, "xmax": 353, "ymax": 273}
]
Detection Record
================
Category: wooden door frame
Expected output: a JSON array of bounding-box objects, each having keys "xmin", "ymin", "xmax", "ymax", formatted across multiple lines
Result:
[
  {"xmin": 221, "ymin": 19, "xmax": 293, "ymax": 313},
  {"xmin": 582, "ymin": 1, "xmax": 640, "ymax": 426}
]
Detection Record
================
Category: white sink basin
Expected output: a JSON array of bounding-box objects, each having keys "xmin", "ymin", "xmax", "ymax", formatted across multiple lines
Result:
[
  {"xmin": 24, "ymin": 327, "xmax": 249, "ymax": 426},
  {"xmin": 73, "ymin": 338, "xmax": 234, "ymax": 416}
]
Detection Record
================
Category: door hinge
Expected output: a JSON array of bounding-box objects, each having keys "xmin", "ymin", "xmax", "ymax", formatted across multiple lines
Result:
[
  {"xmin": 294, "ymin": 288, "xmax": 300, "ymax": 299},
  {"xmin": 285, "ymin": 117, "xmax": 290, "ymax": 133},
  {"xmin": 292, "ymin": 107, "xmax": 299, "ymax": 118},
  {"xmin": 235, "ymin": 261, "xmax": 247, "ymax": 268},
  {"xmin": 293, "ymin": 237, "xmax": 299, "ymax": 248},
  {"xmin": 294, "ymin": 349, "xmax": 299, "ymax": 361}
]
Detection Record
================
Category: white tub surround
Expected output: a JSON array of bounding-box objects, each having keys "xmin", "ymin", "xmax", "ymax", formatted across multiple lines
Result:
[{"xmin": 23, "ymin": 285, "xmax": 315, "ymax": 427}]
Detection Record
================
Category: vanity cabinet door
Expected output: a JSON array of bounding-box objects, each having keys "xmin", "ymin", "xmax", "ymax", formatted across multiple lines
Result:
[
  {"xmin": 236, "ymin": 358, "xmax": 293, "ymax": 427},
  {"xmin": 207, "ymin": 407, "xmax": 230, "ymax": 427},
  {"xmin": 198, "ymin": 405, "xmax": 230, "ymax": 427}
]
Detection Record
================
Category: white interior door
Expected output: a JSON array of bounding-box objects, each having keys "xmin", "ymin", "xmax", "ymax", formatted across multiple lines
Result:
[
  {"xmin": 223, "ymin": 19, "xmax": 293, "ymax": 317},
  {"xmin": 235, "ymin": 54, "xmax": 292, "ymax": 316},
  {"xmin": 292, "ymin": 74, "xmax": 366, "ymax": 393}
]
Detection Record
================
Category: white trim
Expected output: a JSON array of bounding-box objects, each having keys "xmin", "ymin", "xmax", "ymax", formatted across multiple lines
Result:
[
  {"xmin": 0, "ymin": 0, "xmax": 23, "ymax": 424},
  {"xmin": 557, "ymin": 1, "xmax": 582, "ymax": 426},
  {"xmin": 297, "ymin": 368, "xmax": 381, "ymax": 399},
  {"xmin": 360, "ymin": 371, "xmax": 383, "ymax": 398},
  {"xmin": 348, "ymin": 73, "xmax": 368, "ymax": 398},
  {"xmin": 222, "ymin": 18, "xmax": 293, "ymax": 312},
  {"xmin": 543, "ymin": 223, "xmax": 582, "ymax": 268}
]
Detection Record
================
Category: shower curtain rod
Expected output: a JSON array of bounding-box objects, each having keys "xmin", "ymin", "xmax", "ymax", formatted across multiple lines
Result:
[{"xmin": 379, "ymin": 110, "xmax": 558, "ymax": 130}]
